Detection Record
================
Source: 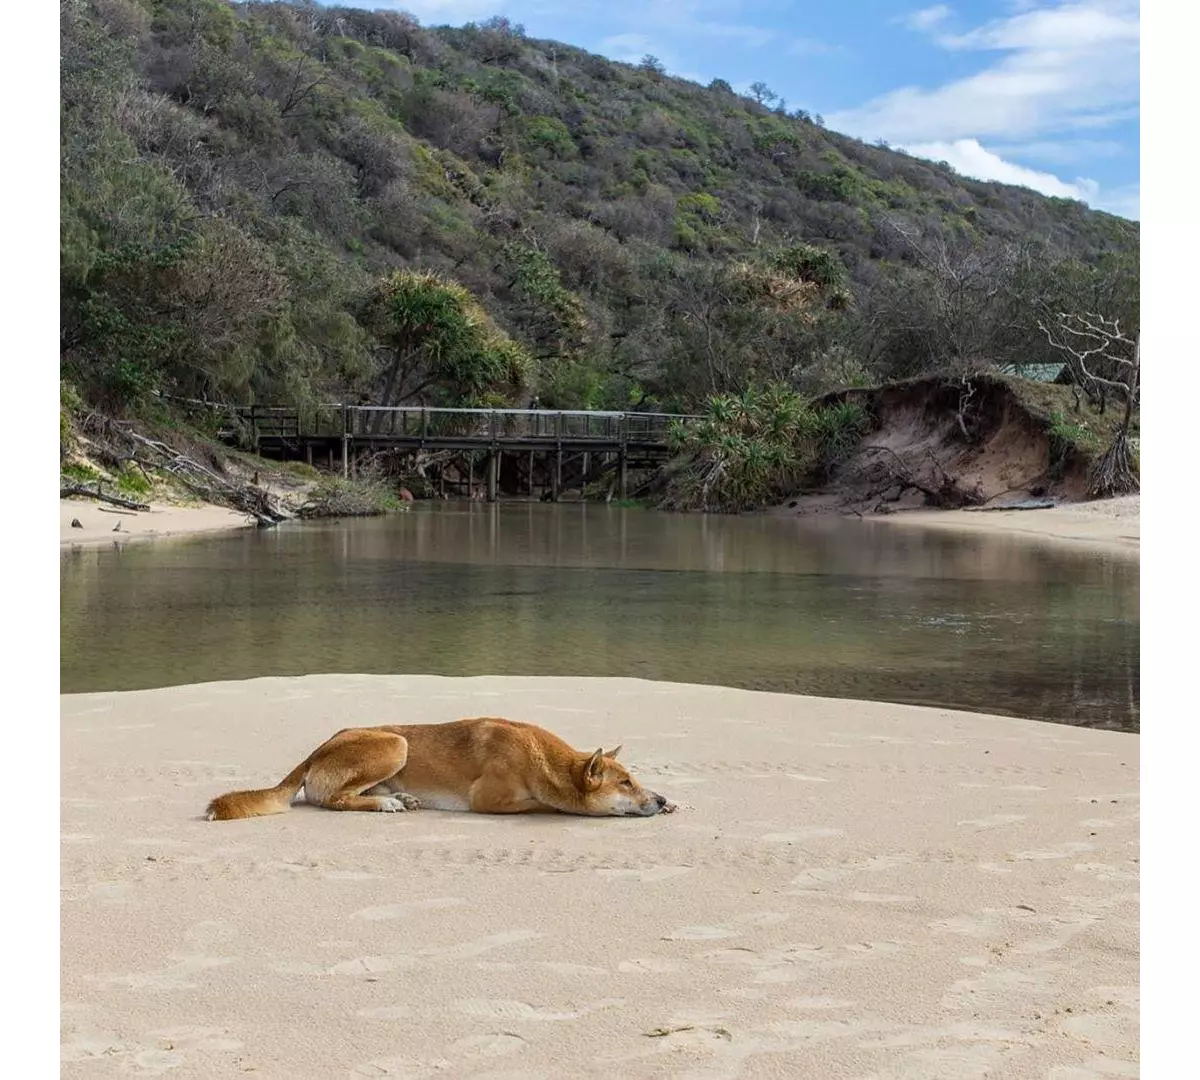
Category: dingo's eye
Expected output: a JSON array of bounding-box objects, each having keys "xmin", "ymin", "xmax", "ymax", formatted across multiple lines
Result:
[{"xmin": 620, "ymin": 779, "xmax": 634, "ymax": 789}]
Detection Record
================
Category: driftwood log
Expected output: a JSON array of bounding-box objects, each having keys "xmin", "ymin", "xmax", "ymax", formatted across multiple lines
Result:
[
  {"xmin": 59, "ymin": 482, "xmax": 150, "ymax": 512},
  {"xmin": 79, "ymin": 417, "xmax": 291, "ymax": 527}
]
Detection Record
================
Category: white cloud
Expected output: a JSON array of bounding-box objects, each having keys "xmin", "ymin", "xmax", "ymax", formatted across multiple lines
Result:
[
  {"xmin": 937, "ymin": 1, "xmax": 1136, "ymax": 51},
  {"xmin": 828, "ymin": 1, "xmax": 1139, "ymax": 144},
  {"xmin": 904, "ymin": 137, "xmax": 1138, "ymax": 220},
  {"xmin": 991, "ymin": 139, "xmax": 1125, "ymax": 166},
  {"xmin": 902, "ymin": 5, "xmax": 954, "ymax": 32},
  {"xmin": 905, "ymin": 138, "xmax": 1098, "ymax": 200},
  {"xmin": 599, "ymin": 32, "xmax": 657, "ymax": 62}
]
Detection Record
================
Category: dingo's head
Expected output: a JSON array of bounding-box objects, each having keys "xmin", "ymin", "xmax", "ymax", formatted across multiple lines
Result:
[{"xmin": 577, "ymin": 747, "xmax": 672, "ymax": 816}]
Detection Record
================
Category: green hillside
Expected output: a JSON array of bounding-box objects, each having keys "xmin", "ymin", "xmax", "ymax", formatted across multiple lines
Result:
[{"xmin": 61, "ymin": 0, "xmax": 1140, "ymax": 417}]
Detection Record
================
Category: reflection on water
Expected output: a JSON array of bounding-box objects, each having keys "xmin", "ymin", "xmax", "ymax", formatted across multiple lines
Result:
[{"xmin": 60, "ymin": 504, "xmax": 1139, "ymax": 730}]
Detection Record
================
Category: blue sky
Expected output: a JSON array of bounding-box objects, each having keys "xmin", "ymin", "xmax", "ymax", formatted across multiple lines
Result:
[{"xmin": 379, "ymin": 1, "xmax": 1140, "ymax": 220}]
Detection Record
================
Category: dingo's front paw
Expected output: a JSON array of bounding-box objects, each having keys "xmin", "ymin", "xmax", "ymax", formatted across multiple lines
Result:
[{"xmin": 379, "ymin": 795, "xmax": 421, "ymax": 813}]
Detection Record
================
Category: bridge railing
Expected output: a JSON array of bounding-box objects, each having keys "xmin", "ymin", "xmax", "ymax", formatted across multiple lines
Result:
[{"xmin": 309, "ymin": 405, "xmax": 700, "ymax": 443}]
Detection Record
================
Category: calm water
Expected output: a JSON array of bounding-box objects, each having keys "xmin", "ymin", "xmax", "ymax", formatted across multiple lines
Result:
[{"xmin": 60, "ymin": 504, "xmax": 1139, "ymax": 730}]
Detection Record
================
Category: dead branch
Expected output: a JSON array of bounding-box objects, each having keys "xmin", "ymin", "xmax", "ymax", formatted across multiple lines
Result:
[
  {"xmin": 1038, "ymin": 312, "xmax": 1140, "ymax": 429},
  {"xmin": 60, "ymin": 483, "xmax": 150, "ymax": 511},
  {"xmin": 859, "ymin": 446, "xmax": 982, "ymax": 509},
  {"xmin": 82, "ymin": 417, "xmax": 290, "ymax": 526}
]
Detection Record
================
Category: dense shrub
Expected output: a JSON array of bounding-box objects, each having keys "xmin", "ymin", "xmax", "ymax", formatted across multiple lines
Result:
[{"xmin": 60, "ymin": 0, "xmax": 1138, "ymax": 421}]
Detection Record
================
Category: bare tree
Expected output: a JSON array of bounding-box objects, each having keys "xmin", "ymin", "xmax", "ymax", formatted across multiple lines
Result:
[
  {"xmin": 1038, "ymin": 311, "xmax": 1139, "ymax": 497},
  {"xmin": 883, "ymin": 217, "xmax": 1026, "ymax": 374},
  {"xmin": 873, "ymin": 218, "xmax": 1037, "ymax": 440},
  {"xmin": 749, "ymin": 81, "xmax": 777, "ymax": 106},
  {"xmin": 1037, "ymin": 312, "xmax": 1139, "ymax": 423}
]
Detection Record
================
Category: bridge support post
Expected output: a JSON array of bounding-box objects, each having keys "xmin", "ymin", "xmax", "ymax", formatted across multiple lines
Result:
[
  {"xmin": 487, "ymin": 450, "xmax": 499, "ymax": 503},
  {"xmin": 619, "ymin": 452, "xmax": 628, "ymax": 500},
  {"xmin": 528, "ymin": 450, "xmax": 535, "ymax": 497},
  {"xmin": 341, "ymin": 402, "xmax": 350, "ymax": 479},
  {"xmin": 553, "ymin": 448, "xmax": 562, "ymax": 502},
  {"xmin": 305, "ymin": 443, "xmax": 313, "ymax": 467}
]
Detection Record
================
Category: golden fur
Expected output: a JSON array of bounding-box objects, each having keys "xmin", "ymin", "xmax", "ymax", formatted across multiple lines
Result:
[{"xmin": 206, "ymin": 717, "xmax": 676, "ymax": 821}]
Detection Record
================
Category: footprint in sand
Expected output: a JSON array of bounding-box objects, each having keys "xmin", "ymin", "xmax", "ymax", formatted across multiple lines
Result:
[
  {"xmin": 788, "ymin": 866, "xmax": 850, "ymax": 892},
  {"xmin": 329, "ymin": 956, "xmax": 418, "ymax": 975},
  {"xmin": 1073, "ymin": 862, "xmax": 1139, "ymax": 882},
  {"xmin": 184, "ymin": 920, "xmax": 239, "ymax": 946},
  {"xmin": 423, "ymin": 929, "xmax": 541, "ymax": 960},
  {"xmin": 1058, "ymin": 1012, "xmax": 1129, "ymax": 1048},
  {"xmin": 664, "ymin": 925, "xmax": 738, "ymax": 941},
  {"xmin": 450, "ymin": 1032, "xmax": 529, "ymax": 1060},
  {"xmin": 940, "ymin": 966, "xmax": 1059, "ymax": 1012},
  {"xmin": 595, "ymin": 865, "xmax": 692, "ymax": 883},
  {"xmin": 89, "ymin": 954, "xmax": 233, "ymax": 991},
  {"xmin": 330, "ymin": 930, "xmax": 542, "ymax": 975},
  {"xmin": 349, "ymin": 1053, "xmax": 452, "ymax": 1077},
  {"xmin": 846, "ymin": 892, "xmax": 917, "ymax": 904},
  {"xmin": 63, "ymin": 1024, "xmax": 242, "ymax": 1074},
  {"xmin": 760, "ymin": 828, "xmax": 843, "ymax": 842},
  {"xmin": 787, "ymin": 996, "xmax": 856, "ymax": 1010},
  {"xmin": 663, "ymin": 913, "xmax": 788, "ymax": 942},
  {"xmin": 356, "ymin": 1006, "xmax": 414, "ymax": 1020},
  {"xmin": 957, "ymin": 814, "xmax": 1027, "ymax": 829},
  {"xmin": 929, "ymin": 911, "xmax": 1019, "ymax": 937},
  {"xmin": 1089, "ymin": 984, "xmax": 1139, "ymax": 1011},
  {"xmin": 618, "ymin": 957, "xmax": 683, "ymax": 974},
  {"xmin": 1013, "ymin": 841, "xmax": 1096, "ymax": 861},
  {"xmin": 763, "ymin": 1016, "xmax": 886, "ymax": 1041},
  {"xmin": 861, "ymin": 1042, "xmax": 1012, "ymax": 1080},
  {"xmin": 1046, "ymin": 1057, "xmax": 1139, "ymax": 1079},
  {"xmin": 351, "ymin": 897, "xmax": 465, "ymax": 920},
  {"xmin": 456, "ymin": 998, "xmax": 624, "ymax": 1021},
  {"xmin": 539, "ymin": 961, "xmax": 609, "ymax": 976}
]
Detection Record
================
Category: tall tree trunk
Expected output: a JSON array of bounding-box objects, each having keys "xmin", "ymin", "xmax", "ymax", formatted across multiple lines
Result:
[{"xmin": 372, "ymin": 349, "xmax": 409, "ymax": 434}]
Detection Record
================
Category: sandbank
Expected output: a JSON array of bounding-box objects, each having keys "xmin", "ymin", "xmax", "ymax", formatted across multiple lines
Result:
[
  {"xmin": 60, "ymin": 499, "xmax": 254, "ymax": 548},
  {"xmin": 871, "ymin": 496, "xmax": 1139, "ymax": 557},
  {"xmin": 61, "ymin": 674, "xmax": 1139, "ymax": 1078}
]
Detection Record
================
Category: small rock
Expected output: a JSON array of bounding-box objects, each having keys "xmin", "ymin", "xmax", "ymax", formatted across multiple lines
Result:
[{"xmin": 70, "ymin": 518, "xmax": 83, "ymax": 529}]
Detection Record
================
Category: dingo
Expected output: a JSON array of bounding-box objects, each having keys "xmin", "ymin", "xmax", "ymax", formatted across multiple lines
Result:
[{"xmin": 206, "ymin": 717, "xmax": 677, "ymax": 821}]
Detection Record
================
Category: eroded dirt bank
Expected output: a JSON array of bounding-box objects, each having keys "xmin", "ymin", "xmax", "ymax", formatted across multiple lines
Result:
[{"xmin": 784, "ymin": 374, "xmax": 1130, "ymax": 518}]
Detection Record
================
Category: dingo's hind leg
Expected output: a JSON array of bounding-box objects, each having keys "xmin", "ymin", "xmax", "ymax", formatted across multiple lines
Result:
[{"xmin": 302, "ymin": 730, "xmax": 416, "ymax": 813}]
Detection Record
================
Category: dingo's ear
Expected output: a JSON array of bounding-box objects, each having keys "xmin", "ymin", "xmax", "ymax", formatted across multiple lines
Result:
[
  {"xmin": 581, "ymin": 748, "xmax": 604, "ymax": 791},
  {"xmin": 605, "ymin": 745, "xmax": 623, "ymax": 759}
]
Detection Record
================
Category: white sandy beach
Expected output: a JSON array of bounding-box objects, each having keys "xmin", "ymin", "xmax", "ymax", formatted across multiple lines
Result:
[
  {"xmin": 61, "ymin": 675, "xmax": 1139, "ymax": 1078},
  {"xmin": 60, "ymin": 499, "xmax": 255, "ymax": 548},
  {"xmin": 873, "ymin": 496, "xmax": 1140, "ymax": 557}
]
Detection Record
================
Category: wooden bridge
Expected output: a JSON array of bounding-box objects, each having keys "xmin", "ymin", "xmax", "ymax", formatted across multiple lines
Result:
[{"xmin": 222, "ymin": 404, "xmax": 701, "ymax": 501}]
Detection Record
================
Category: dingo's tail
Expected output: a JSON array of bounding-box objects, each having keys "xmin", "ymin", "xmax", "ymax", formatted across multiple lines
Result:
[{"xmin": 206, "ymin": 757, "xmax": 311, "ymax": 821}]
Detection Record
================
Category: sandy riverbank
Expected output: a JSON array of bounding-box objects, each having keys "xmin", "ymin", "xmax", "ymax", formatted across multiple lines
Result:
[
  {"xmin": 60, "ymin": 499, "xmax": 255, "ymax": 548},
  {"xmin": 61, "ymin": 674, "xmax": 1139, "ymax": 1078},
  {"xmin": 870, "ymin": 496, "xmax": 1140, "ymax": 557}
]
